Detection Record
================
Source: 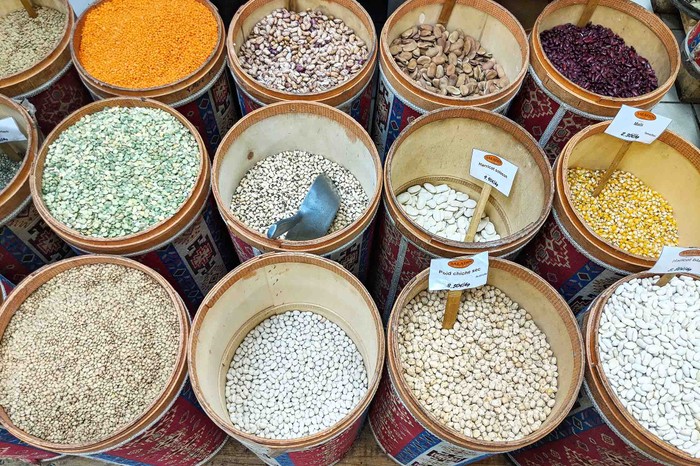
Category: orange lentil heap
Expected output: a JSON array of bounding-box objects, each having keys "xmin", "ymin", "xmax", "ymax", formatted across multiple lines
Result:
[{"xmin": 77, "ymin": 0, "xmax": 218, "ymax": 89}]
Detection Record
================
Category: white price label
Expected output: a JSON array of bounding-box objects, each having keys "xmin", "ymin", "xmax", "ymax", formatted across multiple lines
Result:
[
  {"xmin": 0, "ymin": 118, "xmax": 26, "ymax": 144},
  {"xmin": 605, "ymin": 105, "xmax": 671, "ymax": 144},
  {"xmin": 470, "ymin": 149, "xmax": 518, "ymax": 196},
  {"xmin": 428, "ymin": 252, "xmax": 489, "ymax": 291},
  {"xmin": 648, "ymin": 246, "xmax": 700, "ymax": 276}
]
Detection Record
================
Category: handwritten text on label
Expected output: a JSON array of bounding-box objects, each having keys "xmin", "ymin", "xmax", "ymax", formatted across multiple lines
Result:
[
  {"xmin": 649, "ymin": 246, "xmax": 700, "ymax": 276},
  {"xmin": 429, "ymin": 252, "xmax": 489, "ymax": 291},
  {"xmin": 469, "ymin": 149, "xmax": 518, "ymax": 196},
  {"xmin": 0, "ymin": 118, "xmax": 27, "ymax": 144},
  {"xmin": 605, "ymin": 105, "xmax": 672, "ymax": 144}
]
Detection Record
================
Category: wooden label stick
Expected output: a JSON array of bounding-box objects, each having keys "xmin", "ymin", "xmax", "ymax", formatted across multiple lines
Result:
[
  {"xmin": 442, "ymin": 290, "xmax": 462, "ymax": 329},
  {"xmin": 20, "ymin": 0, "xmax": 38, "ymax": 18},
  {"xmin": 577, "ymin": 0, "xmax": 599, "ymax": 27},
  {"xmin": 464, "ymin": 183, "xmax": 492, "ymax": 242},
  {"xmin": 437, "ymin": 0, "xmax": 457, "ymax": 26},
  {"xmin": 655, "ymin": 274, "xmax": 674, "ymax": 287},
  {"xmin": 288, "ymin": 0, "xmax": 297, "ymax": 12},
  {"xmin": 591, "ymin": 140, "xmax": 632, "ymax": 197},
  {"xmin": 441, "ymin": 182, "xmax": 491, "ymax": 329},
  {"xmin": 598, "ymin": 106, "xmax": 671, "ymax": 195}
]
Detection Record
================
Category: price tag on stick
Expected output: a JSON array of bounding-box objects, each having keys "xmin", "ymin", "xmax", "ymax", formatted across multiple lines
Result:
[
  {"xmin": 605, "ymin": 106, "xmax": 672, "ymax": 144},
  {"xmin": 593, "ymin": 106, "xmax": 672, "ymax": 197},
  {"xmin": 649, "ymin": 246, "xmax": 700, "ymax": 286},
  {"xmin": 464, "ymin": 149, "xmax": 518, "ymax": 243},
  {"xmin": 0, "ymin": 118, "xmax": 27, "ymax": 145},
  {"xmin": 429, "ymin": 252, "xmax": 489, "ymax": 329},
  {"xmin": 436, "ymin": 150, "xmax": 516, "ymax": 329},
  {"xmin": 470, "ymin": 149, "xmax": 518, "ymax": 196}
]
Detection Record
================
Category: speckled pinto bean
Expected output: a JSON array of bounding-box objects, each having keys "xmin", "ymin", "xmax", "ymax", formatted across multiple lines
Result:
[{"xmin": 238, "ymin": 8, "xmax": 369, "ymax": 94}]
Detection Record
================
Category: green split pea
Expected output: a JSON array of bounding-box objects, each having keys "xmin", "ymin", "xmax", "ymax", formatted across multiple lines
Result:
[{"xmin": 41, "ymin": 106, "xmax": 201, "ymax": 239}]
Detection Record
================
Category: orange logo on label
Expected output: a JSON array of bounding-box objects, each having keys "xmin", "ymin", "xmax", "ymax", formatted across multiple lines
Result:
[
  {"xmin": 634, "ymin": 111, "xmax": 656, "ymax": 121},
  {"xmin": 484, "ymin": 155, "xmax": 503, "ymax": 166},
  {"xmin": 448, "ymin": 259, "xmax": 474, "ymax": 268},
  {"xmin": 679, "ymin": 249, "xmax": 700, "ymax": 257}
]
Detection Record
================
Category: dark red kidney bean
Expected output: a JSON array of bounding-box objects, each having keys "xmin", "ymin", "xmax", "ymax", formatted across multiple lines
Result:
[{"xmin": 540, "ymin": 23, "xmax": 658, "ymax": 98}]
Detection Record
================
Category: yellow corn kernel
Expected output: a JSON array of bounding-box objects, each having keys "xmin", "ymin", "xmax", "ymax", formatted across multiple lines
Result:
[{"xmin": 566, "ymin": 168, "xmax": 678, "ymax": 258}]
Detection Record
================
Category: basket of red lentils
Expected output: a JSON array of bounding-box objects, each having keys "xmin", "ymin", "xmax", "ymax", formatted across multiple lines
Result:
[{"xmin": 70, "ymin": 0, "xmax": 236, "ymax": 153}]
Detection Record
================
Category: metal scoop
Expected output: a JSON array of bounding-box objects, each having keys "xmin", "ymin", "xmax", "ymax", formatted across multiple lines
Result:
[{"xmin": 267, "ymin": 174, "xmax": 341, "ymax": 241}]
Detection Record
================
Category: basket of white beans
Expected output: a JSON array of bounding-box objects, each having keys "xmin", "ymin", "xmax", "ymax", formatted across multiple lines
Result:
[
  {"xmin": 369, "ymin": 106, "xmax": 553, "ymax": 321},
  {"xmin": 581, "ymin": 272, "xmax": 700, "ymax": 464},
  {"xmin": 510, "ymin": 272, "xmax": 700, "ymax": 465},
  {"xmin": 188, "ymin": 252, "xmax": 384, "ymax": 466}
]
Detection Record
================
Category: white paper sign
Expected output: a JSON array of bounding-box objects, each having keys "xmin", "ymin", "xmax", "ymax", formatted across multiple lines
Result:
[
  {"xmin": 604, "ymin": 105, "xmax": 672, "ymax": 144},
  {"xmin": 470, "ymin": 149, "xmax": 518, "ymax": 196},
  {"xmin": 0, "ymin": 118, "xmax": 26, "ymax": 144},
  {"xmin": 428, "ymin": 252, "xmax": 489, "ymax": 291},
  {"xmin": 648, "ymin": 246, "xmax": 700, "ymax": 276}
]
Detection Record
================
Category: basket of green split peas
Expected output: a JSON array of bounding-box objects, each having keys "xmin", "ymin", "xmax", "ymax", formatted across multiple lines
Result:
[{"xmin": 29, "ymin": 97, "xmax": 236, "ymax": 314}]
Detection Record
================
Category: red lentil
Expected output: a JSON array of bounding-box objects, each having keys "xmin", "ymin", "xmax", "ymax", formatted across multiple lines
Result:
[{"xmin": 78, "ymin": 0, "xmax": 218, "ymax": 89}]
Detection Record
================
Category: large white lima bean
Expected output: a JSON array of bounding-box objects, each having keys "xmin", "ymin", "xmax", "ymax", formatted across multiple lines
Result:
[{"xmin": 598, "ymin": 275, "xmax": 700, "ymax": 458}]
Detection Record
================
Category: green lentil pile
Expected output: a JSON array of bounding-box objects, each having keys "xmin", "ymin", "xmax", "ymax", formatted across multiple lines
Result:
[
  {"xmin": 0, "ymin": 263, "xmax": 180, "ymax": 444},
  {"xmin": 42, "ymin": 107, "xmax": 201, "ymax": 238},
  {"xmin": 0, "ymin": 7, "xmax": 67, "ymax": 79},
  {"xmin": 0, "ymin": 148, "xmax": 23, "ymax": 190}
]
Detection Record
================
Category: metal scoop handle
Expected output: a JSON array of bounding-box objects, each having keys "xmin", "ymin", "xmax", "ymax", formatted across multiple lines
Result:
[{"xmin": 267, "ymin": 212, "xmax": 303, "ymax": 239}]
